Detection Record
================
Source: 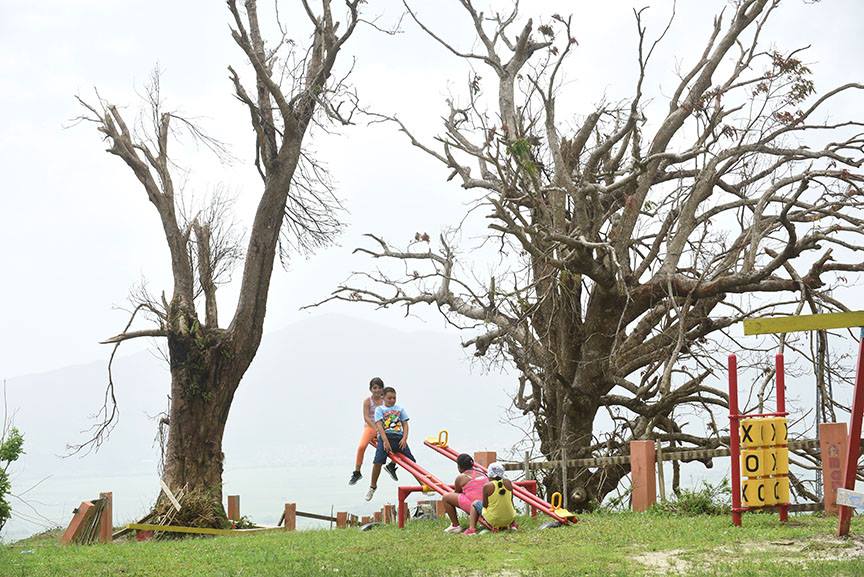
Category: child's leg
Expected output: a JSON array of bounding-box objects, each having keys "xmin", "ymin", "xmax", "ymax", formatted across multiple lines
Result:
[
  {"xmin": 370, "ymin": 463, "xmax": 383, "ymax": 486},
  {"xmin": 397, "ymin": 443, "xmax": 416, "ymax": 462},
  {"xmin": 354, "ymin": 426, "xmax": 376, "ymax": 470},
  {"xmin": 442, "ymin": 493, "xmax": 461, "ymax": 526},
  {"xmin": 370, "ymin": 436, "xmax": 387, "ymax": 488},
  {"xmin": 468, "ymin": 503, "xmax": 481, "ymax": 531}
]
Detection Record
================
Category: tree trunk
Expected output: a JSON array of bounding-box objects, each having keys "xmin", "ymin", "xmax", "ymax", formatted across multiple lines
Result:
[{"xmin": 159, "ymin": 333, "xmax": 240, "ymax": 527}]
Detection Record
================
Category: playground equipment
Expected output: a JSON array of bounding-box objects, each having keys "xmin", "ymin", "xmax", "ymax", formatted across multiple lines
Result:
[
  {"xmin": 384, "ymin": 448, "xmax": 494, "ymax": 530},
  {"xmin": 728, "ymin": 354, "xmax": 790, "ymax": 526},
  {"xmin": 742, "ymin": 311, "xmax": 864, "ymax": 537},
  {"xmin": 423, "ymin": 430, "xmax": 578, "ymax": 525}
]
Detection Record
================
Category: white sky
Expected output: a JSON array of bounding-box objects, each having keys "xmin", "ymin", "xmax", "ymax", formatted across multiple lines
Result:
[{"xmin": 1, "ymin": 0, "xmax": 862, "ymax": 378}]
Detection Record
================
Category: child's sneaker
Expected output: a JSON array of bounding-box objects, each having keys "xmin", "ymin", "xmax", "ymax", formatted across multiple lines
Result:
[
  {"xmin": 348, "ymin": 471, "xmax": 362, "ymax": 486},
  {"xmin": 384, "ymin": 462, "xmax": 398, "ymax": 481},
  {"xmin": 463, "ymin": 528, "xmax": 477, "ymax": 536},
  {"xmin": 509, "ymin": 521, "xmax": 519, "ymax": 531},
  {"xmin": 365, "ymin": 486, "xmax": 376, "ymax": 501},
  {"xmin": 443, "ymin": 524, "xmax": 463, "ymax": 534}
]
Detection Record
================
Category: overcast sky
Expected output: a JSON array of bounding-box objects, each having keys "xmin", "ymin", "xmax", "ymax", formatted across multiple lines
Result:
[{"xmin": 1, "ymin": 0, "xmax": 862, "ymax": 378}]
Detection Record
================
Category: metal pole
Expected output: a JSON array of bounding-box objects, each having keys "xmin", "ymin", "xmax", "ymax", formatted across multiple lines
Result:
[
  {"xmin": 776, "ymin": 354, "xmax": 789, "ymax": 523},
  {"xmin": 729, "ymin": 354, "xmax": 743, "ymax": 527},
  {"xmin": 838, "ymin": 332, "xmax": 864, "ymax": 536}
]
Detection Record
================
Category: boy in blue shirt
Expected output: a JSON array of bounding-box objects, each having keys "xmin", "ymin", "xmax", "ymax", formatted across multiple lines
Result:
[{"xmin": 366, "ymin": 386, "xmax": 416, "ymax": 501}]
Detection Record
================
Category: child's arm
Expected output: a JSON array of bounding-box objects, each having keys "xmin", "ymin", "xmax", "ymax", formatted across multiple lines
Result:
[
  {"xmin": 375, "ymin": 420, "xmax": 391, "ymax": 452},
  {"xmin": 482, "ymin": 483, "xmax": 492, "ymax": 508},
  {"xmin": 362, "ymin": 398, "xmax": 375, "ymax": 428},
  {"xmin": 399, "ymin": 420, "xmax": 409, "ymax": 448}
]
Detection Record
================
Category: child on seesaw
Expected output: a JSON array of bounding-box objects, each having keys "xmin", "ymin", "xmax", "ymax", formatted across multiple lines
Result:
[
  {"xmin": 365, "ymin": 386, "xmax": 416, "ymax": 501},
  {"xmin": 349, "ymin": 377, "xmax": 397, "ymax": 486},
  {"xmin": 464, "ymin": 462, "xmax": 518, "ymax": 535}
]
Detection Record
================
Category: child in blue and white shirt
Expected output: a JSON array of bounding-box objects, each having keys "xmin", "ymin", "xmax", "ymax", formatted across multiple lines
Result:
[{"xmin": 365, "ymin": 386, "xmax": 416, "ymax": 501}]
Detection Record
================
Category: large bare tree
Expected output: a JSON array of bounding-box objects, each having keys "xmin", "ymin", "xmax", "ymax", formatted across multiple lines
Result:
[
  {"xmin": 320, "ymin": 0, "xmax": 864, "ymax": 508},
  {"xmin": 77, "ymin": 0, "xmax": 361, "ymax": 525}
]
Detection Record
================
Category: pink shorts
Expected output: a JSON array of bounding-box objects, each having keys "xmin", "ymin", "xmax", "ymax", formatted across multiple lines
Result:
[{"xmin": 457, "ymin": 494, "xmax": 474, "ymax": 513}]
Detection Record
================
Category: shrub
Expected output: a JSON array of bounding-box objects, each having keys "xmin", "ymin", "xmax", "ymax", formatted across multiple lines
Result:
[
  {"xmin": 0, "ymin": 426, "xmax": 25, "ymax": 533},
  {"xmin": 650, "ymin": 478, "xmax": 731, "ymax": 516}
]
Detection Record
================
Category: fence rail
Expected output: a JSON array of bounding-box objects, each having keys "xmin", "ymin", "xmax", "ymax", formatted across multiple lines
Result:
[{"xmin": 502, "ymin": 437, "xmax": 864, "ymax": 471}]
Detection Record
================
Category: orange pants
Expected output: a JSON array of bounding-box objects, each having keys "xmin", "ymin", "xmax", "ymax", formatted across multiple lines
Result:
[{"xmin": 355, "ymin": 425, "xmax": 377, "ymax": 469}]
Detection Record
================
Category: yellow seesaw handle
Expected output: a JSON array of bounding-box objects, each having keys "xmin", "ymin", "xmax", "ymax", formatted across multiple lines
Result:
[{"xmin": 551, "ymin": 492, "xmax": 563, "ymax": 510}]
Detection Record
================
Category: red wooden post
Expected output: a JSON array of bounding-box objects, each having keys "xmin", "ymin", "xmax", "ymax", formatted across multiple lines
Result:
[
  {"xmin": 729, "ymin": 355, "xmax": 743, "ymax": 527},
  {"xmin": 60, "ymin": 501, "xmax": 94, "ymax": 545},
  {"xmin": 630, "ymin": 440, "xmax": 656, "ymax": 512},
  {"xmin": 838, "ymin": 335, "xmax": 864, "ymax": 537},
  {"xmin": 382, "ymin": 504, "xmax": 394, "ymax": 524},
  {"xmin": 819, "ymin": 422, "xmax": 848, "ymax": 515},
  {"xmin": 473, "ymin": 451, "xmax": 497, "ymax": 467},
  {"xmin": 98, "ymin": 492, "xmax": 113, "ymax": 544},
  {"xmin": 523, "ymin": 480, "xmax": 538, "ymax": 517},
  {"xmin": 284, "ymin": 503, "xmax": 296, "ymax": 531},
  {"xmin": 227, "ymin": 495, "xmax": 240, "ymax": 522},
  {"xmin": 374, "ymin": 511, "xmax": 382, "ymax": 523},
  {"xmin": 776, "ymin": 355, "xmax": 788, "ymax": 523},
  {"xmin": 336, "ymin": 512, "xmax": 348, "ymax": 529},
  {"xmin": 398, "ymin": 487, "xmax": 409, "ymax": 528}
]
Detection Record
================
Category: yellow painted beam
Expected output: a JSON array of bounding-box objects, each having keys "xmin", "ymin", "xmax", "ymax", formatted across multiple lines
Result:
[
  {"xmin": 126, "ymin": 523, "xmax": 281, "ymax": 536},
  {"xmin": 743, "ymin": 311, "xmax": 864, "ymax": 335}
]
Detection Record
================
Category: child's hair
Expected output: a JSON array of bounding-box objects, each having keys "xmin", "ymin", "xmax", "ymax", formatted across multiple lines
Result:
[
  {"xmin": 456, "ymin": 453, "xmax": 474, "ymax": 472},
  {"xmin": 382, "ymin": 386, "xmax": 396, "ymax": 396},
  {"xmin": 369, "ymin": 377, "xmax": 384, "ymax": 390}
]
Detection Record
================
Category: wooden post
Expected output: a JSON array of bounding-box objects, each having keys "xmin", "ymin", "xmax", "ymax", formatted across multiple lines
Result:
[
  {"xmin": 819, "ymin": 422, "xmax": 848, "ymax": 515},
  {"xmin": 561, "ymin": 446, "xmax": 569, "ymax": 510},
  {"xmin": 98, "ymin": 492, "xmax": 113, "ymax": 544},
  {"xmin": 374, "ymin": 511, "xmax": 382, "ymax": 523},
  {"xmin": 336, "ymin": 512, "xmax": 348, "ymax": 529},
  {"xmin": 361, "ymin": 516, "xmax": 371, "ymax": 524},
  {"xmin": 630, "ymin": 441, "xmax": 656, "ymax": 512},
  {"xmin": 435, "ymin": 499, "xmax": 446, "ymax": 518},
  {"xmin": 60, "ymin": 501, "xmax": 94, "ymax": 545},
  {"xmin": 381, "ymin": 504, "xmax": 391, "ymax": 524},
  {"xmin": 473, "ymin": 451, "xmax": 497, "ymax": 467},
  {"xmin": 284, "ymin": 503, "xmax": 296, "ymax": 531},
  {"xmin": 227, "ymin": 495, "xmax": 240, "ymax": 522},
  {"xmin": 656, "ymin": 440, "xmax": 667, "ymax": 502}
]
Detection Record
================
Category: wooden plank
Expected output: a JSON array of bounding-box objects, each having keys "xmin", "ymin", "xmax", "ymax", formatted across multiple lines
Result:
[
  {"xmin": 500, "ymin": 438, "xmax": 864, "ymax": 470},
  {"xmin": 159, "ymin": 480, "xmax": 182, "ymax": 512},
  {"xmin": 295, "ymin": 510, "xmax": 337, "ymax": 523},
  {"xmin": 743, "ymin": 311, "xmax": 864, "ymax": 335},
  {"xmin": 836, "ymin": 488, "xmax": 864, "ymax": 511},
  {"xmin": 126, "ymin": 523, "xmax": 281, "ymax": 536}
]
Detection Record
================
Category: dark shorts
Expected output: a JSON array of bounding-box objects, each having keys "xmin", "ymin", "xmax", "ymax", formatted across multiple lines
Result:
[{"xmin": 373, "ymin": 433, "xmax": 416, "ymax": 465}]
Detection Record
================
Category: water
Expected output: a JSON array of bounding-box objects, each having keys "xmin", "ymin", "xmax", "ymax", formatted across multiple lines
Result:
[{"xmin": 2, "ymin": 447, "xmax": 479, "ymax": 542}]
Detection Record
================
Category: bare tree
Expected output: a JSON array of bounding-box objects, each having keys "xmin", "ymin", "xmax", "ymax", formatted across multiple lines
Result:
[
  {"xmin": 319, "ymin": 0, "xmax": 864, "ymax": 508},
  {"xmin": 76, "ymin": 0, "xmax": 362, "ymax": 525}
]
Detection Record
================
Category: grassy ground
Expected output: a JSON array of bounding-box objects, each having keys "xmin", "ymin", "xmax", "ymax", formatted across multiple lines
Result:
[{"xmin": 1, "ymin": 512, "xmax": 862, "ymax": 577}]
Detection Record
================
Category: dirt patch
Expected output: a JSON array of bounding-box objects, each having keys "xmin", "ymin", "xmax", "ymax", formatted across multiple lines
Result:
[
  {"xmin": 802, "ymin": 534, "xmax": 864, "ymax": 561},
  {"xmin": 634, "ymin": 549, "xmax": 689, "ymax": 575}
]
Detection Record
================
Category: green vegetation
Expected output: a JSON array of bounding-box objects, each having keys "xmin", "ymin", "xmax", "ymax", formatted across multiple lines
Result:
[
  {"xmin": 2, "ymin": 512, "xmax": 862, "ymax": 576},
  {"xmin": 650, "ymin": 479, "xmax": 732, "ymax": 516},
  {"xmin": 0, "ymin": 426, "xmax": 24, "ymax": 533}
]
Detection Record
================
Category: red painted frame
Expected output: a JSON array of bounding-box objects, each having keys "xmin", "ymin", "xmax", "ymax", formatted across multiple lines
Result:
[{"xmin": 838, "ymin": 333, "xmax": 864, "ymax": 536}]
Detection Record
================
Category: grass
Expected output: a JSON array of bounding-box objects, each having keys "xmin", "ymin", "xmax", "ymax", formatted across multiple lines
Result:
[{"xmin": 1, "ymin": 512, "xmax": 862, "ymax": 577}]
